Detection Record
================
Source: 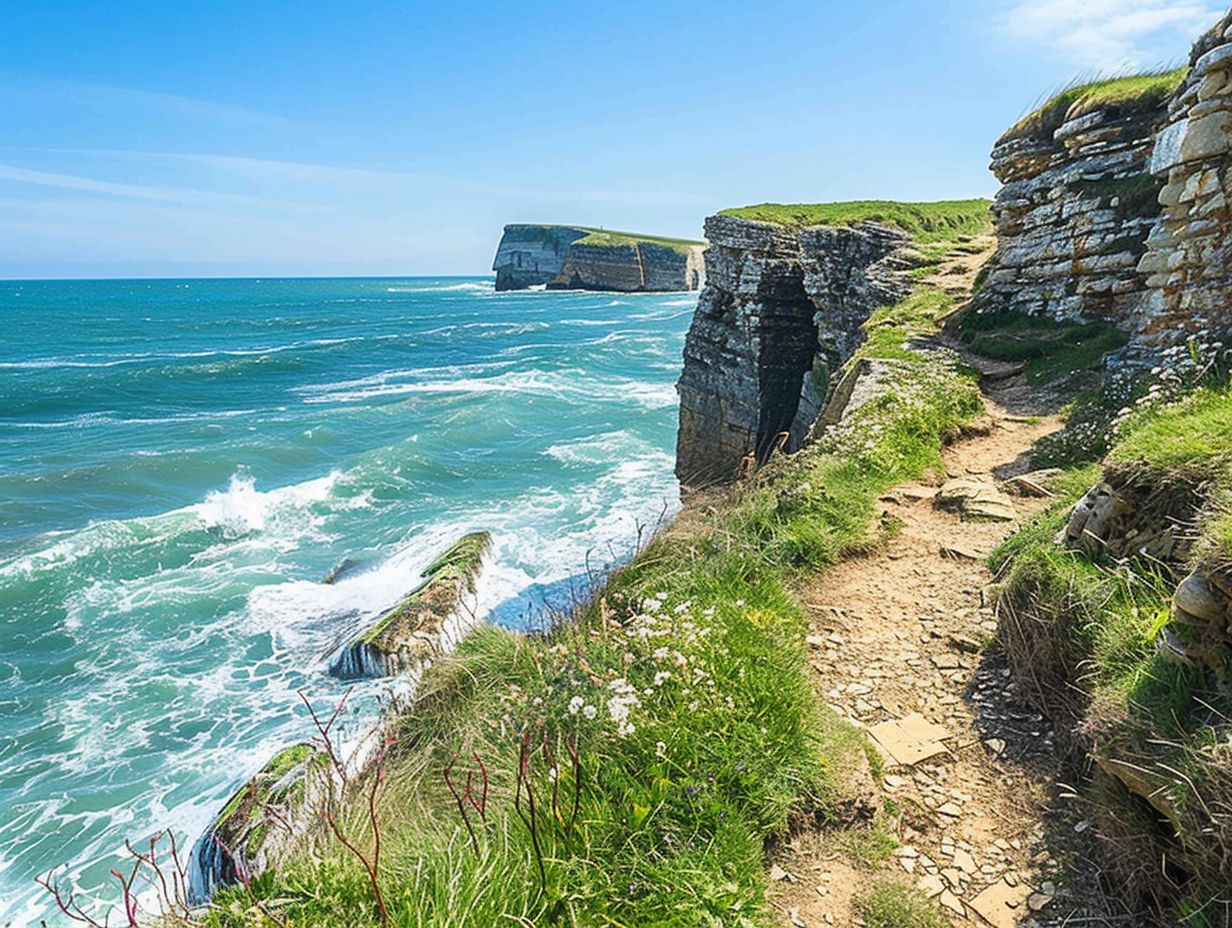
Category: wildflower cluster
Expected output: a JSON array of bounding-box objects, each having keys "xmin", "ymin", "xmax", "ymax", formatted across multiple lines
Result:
[
  {"xmin": 492, "ymin": 593, "xmax": 728, "ymax": 747},
  {"xmin": 1110, "ymin": 336, "xmax": 1231, "ymax": 437}
]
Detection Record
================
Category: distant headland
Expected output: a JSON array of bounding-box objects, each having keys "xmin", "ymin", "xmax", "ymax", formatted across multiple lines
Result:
[{"xmin": 491, "ymin": 223, "xmax": 706, "ymax": 292}]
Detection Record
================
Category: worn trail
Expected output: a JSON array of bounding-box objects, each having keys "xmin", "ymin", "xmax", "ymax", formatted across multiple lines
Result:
[{"xmin": 767, "ymin": 245, "xmax": 1112, "ymax": 928}]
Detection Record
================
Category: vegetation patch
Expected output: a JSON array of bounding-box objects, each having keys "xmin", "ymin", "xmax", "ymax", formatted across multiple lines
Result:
[
  {"xmin": 1004, "ymin": 68, "xmax": 1187, "ymax": 143},
  {"xmin": 719, "ymin": 200, "xmax": 992, "ymax": 244},
  {"xmin": 854, "ymin": 880, "xmax": 948, "ymax": 928},
  {"xmin": 993, "ymin": 382, "xmax": 1232, "ymax": 916},
  {"xmin": 954, "ymin": 308, "xmax": 1128, "ymax": 386},
  {"xmin": 573, "ymin": 228, "xmax": 704, "ymax": 254}
]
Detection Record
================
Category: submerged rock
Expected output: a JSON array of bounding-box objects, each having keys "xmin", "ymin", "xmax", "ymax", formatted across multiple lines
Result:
[{"xmin": 329, "ymin": 531, "xmax": 491, "ymax": 680}]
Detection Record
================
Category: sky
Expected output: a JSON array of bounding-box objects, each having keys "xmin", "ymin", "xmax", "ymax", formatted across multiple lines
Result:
[{"xmin": 0, "ymin": 0, "xmax": 1225, "ymax": 279}]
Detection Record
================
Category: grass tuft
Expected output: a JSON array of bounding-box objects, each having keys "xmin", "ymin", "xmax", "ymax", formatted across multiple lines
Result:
[
  {"xmin": 854, "ymin": 880, "xmax": 948, "ymax": 928},
  {"xmin": 1004, "ymin": 67, "xmax": 1187, "ymax": 143}
]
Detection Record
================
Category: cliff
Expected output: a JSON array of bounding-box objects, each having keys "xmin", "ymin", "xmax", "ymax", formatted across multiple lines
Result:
[
  {"xmin": 492, "ymin": 224, "xmax": 705, "ymax": 292},
  {"xmin": 674, "ymin": 200, "xmax": 991, "ymax": 485},
  {"xmin": 1138, "ymin": 11, "xmax": 1232, "ymax": 346},
  {"xmin": 976, "ymin": 71, "xmax": 1181, "ymax": 328}
]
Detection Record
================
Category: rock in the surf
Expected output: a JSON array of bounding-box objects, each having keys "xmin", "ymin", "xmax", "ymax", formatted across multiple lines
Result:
[{"xmin": 329, "ymin": 531, "xmax": 491, "ymax": 680}]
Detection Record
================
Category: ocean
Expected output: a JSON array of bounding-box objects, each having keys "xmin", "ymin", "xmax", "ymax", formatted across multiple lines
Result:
[{"xmin": 0, "ymin": 277, "xmax": 691, "ymax": 924}]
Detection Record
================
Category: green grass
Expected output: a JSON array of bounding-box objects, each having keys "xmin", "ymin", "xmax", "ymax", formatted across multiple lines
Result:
[
  {"xmin": 993, "ymin": 383, "xmax": 1232, "ymax": 915},
  {"xmin": 955, "ymin": 309, "xmax": 1129, "ymax": 385},
  {"xmin": 718, "ymin": 200, "xmax": 992, "ymax": 244},
  {"xmin": 204, "ymin": 266, "xmax": 982, "ymax": 928},
  {"xmin": 854, "ymin": 880, "xmax": 948, "ymax": 928},
  {"xmin": 1109, "ymin": 387, "xmax": 1232, "ymax": 473},
  {"xmin": 1005, "ymin": 68, "xmax": 1188, "ymax": 142},
  {"xmin": 573, "ymin": 228, "xmax": 704, "ymax": 254}
]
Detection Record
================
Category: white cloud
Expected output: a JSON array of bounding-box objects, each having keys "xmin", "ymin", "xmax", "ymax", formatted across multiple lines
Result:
[{"xmin": 1003, "ymin": 0, "xmax": 1225, "ymax": 70}]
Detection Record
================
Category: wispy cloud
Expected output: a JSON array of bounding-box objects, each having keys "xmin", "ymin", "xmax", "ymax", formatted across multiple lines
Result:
[
  {"xmin": 1002, "ymin": 0, "xmax": 1224, "ymax": 70},
  {"xmin": 0, "ymin": 162, "xmax": 303, "ymax": 210},
  {"xmin": 0, "ymin": 74, "xmax": 307, "ymax": 132}
]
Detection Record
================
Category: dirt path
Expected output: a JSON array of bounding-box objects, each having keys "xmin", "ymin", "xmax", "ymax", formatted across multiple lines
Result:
[{"xmin": 766, "ymin": 241, "xmax": 1109, "ymax": 927}]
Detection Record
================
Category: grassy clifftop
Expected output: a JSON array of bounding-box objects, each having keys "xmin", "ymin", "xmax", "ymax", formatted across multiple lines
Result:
[
  {"xmin": 503, "ymin": 223, "xmax": 704, "ymax": 255},
  {"xmin": 1002, "ymin": 67, "xmax": 1187, "ymax": 142},
  {"xmin": 719, "ymin": 199, "xmax": 991, "ymax": 243}
]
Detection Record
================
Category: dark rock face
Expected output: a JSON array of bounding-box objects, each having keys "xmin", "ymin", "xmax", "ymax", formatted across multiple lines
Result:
[
  {"xmin": 978, "ymin": 91, "xmax": 1168, "ymax": 328},
  {"xmin": 493, "ymin": 225, "xmax": 705, "ymax": 293},
  {"xmin": 1138, "ymin": 11, "xmax": 1232, "ymax": 347},
  {"xmin": 674, "ymin": 214, "xmax": 913, "ymax": 485}
]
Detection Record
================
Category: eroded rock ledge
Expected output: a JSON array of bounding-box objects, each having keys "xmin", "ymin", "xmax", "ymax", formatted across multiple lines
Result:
[
  {"xmin": 492, "ymin": 224, "xmax": 705, "ymax": 293},
  {"xmin": 674, "ymin": 213, "xmax": 916, "ymax": 485}
]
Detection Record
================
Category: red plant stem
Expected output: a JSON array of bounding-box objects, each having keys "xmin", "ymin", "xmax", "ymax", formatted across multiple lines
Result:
[
  {"xmin": 215, "ymin": 836, "xmax": 290, "ymax": 928},
  {"xmin": 445, "ymin": 754, "xmax": 478, "ymax": 851},
  {"xmin": 109, "ymin": 859, "xmax": 141, "ymax": 928},
  {"xmin": 515, "ymin": 728, "xmax": 547, "ymax": 888},
  {"xmin": 297, "ymin": 687, "xmax": 352, "ymax": 785},
  {"xmin": 33, "ymin": 870, "xmax": 107, "ymax": 927},
  {"xmin": 472, "ymin": 751, "xmax": 489, "ymax": 820},
  {"xmin": 542, "ymin": 731, "xmax": 562, "ymax": 824}
]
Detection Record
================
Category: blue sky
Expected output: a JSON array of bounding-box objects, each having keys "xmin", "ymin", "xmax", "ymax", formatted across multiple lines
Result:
[{"xmin": 0, "ymin": 0, "xmax": 1224, "ymax": 278}]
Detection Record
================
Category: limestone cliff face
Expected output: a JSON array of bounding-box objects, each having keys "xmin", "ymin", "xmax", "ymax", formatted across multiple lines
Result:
[
  {"xmin": 492, "ymin": 225, "xmax": 589, "ymax": 291},
  {"xmin": 1138, "ymin": 11, "xmax": 1232, "ymax": 346},
  {"xmin": 978, "ymin": 88, "xmax": 1168, "ymax": 327},
  {"xmin": 493, "ymin": 224, "xmax": 705, "ymax": 293},
  {"xmin": 675, "ymin": 214, "xmax": 913, "ymax": 485},
  {"xmin": 552, "ymin": 241, "xmax": 705, "ymax": 292}
]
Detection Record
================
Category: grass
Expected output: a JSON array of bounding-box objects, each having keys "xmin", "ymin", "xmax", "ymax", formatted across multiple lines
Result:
[
  {"xmin": 854, "ymin": 880, "xmax": 947, "ymax": 928},
  {"xmin": 718, "ymin": 200, "xmax": 992, "ymax": 244},
  {"xmin": 573, "ymin": 229, "xmax": 704, "ymax": 254},
  {"xmin": 203, "ymin": 262, "xmax": 982, "ymax": 927},
  {"xmin": 954, "ymin": 308, "xmax": 1129, "ymax": 385},
  {"xmin": 1005, "ymin": 68, "xmax": 1188, "ymax": 142},
  {"xmin": 993, "ymin": 383, "xmax": 1232, "ymax": 915},
  {"xmin": 1109, "ymin": 387, "xmax": 1232, "ymax": 473},
  {"xmin": 502, "ymin": 224, "xmax": 704, "ymax": 255}
]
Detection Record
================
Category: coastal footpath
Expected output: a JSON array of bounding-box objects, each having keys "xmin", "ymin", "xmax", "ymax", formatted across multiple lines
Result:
[
  {"xmin": 61, "ymin": 8, "xmax": 1232, "ymax": 928},
  {"xmin": 492, "ymin": 223, "xmax": 706, "ymax": 292}
]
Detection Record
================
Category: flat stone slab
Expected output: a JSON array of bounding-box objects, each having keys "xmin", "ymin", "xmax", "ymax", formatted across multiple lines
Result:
[
  {"xmin": 969, "ymin": 878, "xmax": 1032, "ymax": 928},
  {"xmin": 869, "ymin": 713, "xmax": 953, "ymax": 767},
  {"xmin": 936, "ymin": 478, "xmax": 1018, "ymax": 522}
]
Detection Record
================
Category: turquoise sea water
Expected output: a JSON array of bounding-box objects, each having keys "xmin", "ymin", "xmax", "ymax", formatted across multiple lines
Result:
[{"xmin": 0, "ymin": 277, "xmax": 691, "ymax": 924}]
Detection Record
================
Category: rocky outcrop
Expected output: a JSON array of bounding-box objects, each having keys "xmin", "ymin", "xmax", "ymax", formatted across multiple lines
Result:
[
  {"xmin": 492, "ymin": 225, "xmax": 590, "ymax": 291},
  {"xmin": 977, "ymin": 82, "xmax": 1171, "ymax": 328},
  {"xmin": 1138, "ymin": 12, "xmax": 1232, "ymax": 346},
  {"xmin": 329, "ymin": 532, "xmax": 490, "ymax": 680},
  {"xmin": 187, "ymin": 744, "xmax": 327, "ymax": 903},
  {"xmin": 674, "ymin": 214, "xmax": 915, "ymax": 485},
  {"xmin": 492, "ymin": 224, "xmax": 705, "ymax": 292}
]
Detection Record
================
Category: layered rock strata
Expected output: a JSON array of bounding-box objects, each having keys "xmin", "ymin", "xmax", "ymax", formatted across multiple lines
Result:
[
  {"xmin": 1138, "ymin": 11, "xmax": 1232, "ymax": 345},
  {"xmin": 492, "ymin": 224, "xmax": 705, "ymax": 292},
  {"xmin": 675, "ymin": 214, "xmax": 914, "ymax": 485},
  {"xmin": 978, "ymin": 86, "xmax": 1169, "ymax": 327},
  {"xmin": 330, "ymin": 532, "xmax": 491, "ymax": 680}
]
